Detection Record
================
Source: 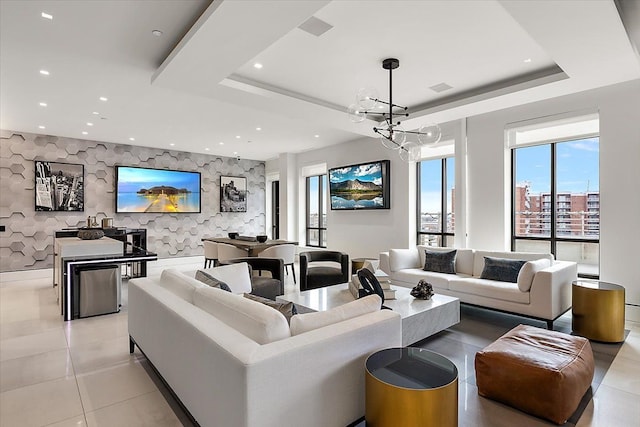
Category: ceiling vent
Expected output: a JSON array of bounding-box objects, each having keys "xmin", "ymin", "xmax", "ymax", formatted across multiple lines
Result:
[
  {"xmin": 429, "ymin": 82, "xmax": 453, "ymax": 93},
  {"xmin": 298, "ymin": 16, "xmax": 333, "ymax": 37}
]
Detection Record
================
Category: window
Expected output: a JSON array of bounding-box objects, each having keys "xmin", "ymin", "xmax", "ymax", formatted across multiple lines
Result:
[
  {"xmin": 417, "ymin": 157, "xmax": 455, "ymax": 247},
  {"xmin": 306, "ymin": 174, "xmax": 327, "ymax": 247},
  {"xmin": 512, "ymin": 137, "xmax": 600, "ymax": 277}
]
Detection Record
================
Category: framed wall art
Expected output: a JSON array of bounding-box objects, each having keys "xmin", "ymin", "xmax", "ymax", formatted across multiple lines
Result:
[
  {"xmin": 220, "ymin": 175, "xmax": 247, "ymax": 212},
  {"xmin": 34, "ymin": 160, "xmax": 84, "ymax": 211}
]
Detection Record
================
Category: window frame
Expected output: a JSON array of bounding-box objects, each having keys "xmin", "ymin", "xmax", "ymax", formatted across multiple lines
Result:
[
  {"xmin": 305, "ymin": 174, "xmax": 327, "ymax": 248},
  {"xmin": 511, "ymin": 139, "xmax": 600, "ymax": 278},
  {"xmin": 416, "ymin": 156, "xmax": 455, "ymax": 247}
]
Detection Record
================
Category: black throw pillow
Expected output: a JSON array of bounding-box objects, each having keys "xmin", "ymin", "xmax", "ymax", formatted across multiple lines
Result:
[
  {"xmin": 423, "ymin": 249, "xmax": 457, "ymax": 274},
  {"xmin": 480, "ymin": 257, "xmax": 526, "ymax": 283},
  {"xmin": 195, "ymin": 270, "xmax": 232, "ymax": 292},
  {"xmin": 243, "ymin": 293, "xmax": 298, "ymax": 324}
]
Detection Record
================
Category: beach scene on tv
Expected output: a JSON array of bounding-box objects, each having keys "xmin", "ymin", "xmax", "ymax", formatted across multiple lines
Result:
[
  {"xmin": 329, "ymin": 162, "xmax": 385, "ymax": 209},
  {"xmin": 116, "ymin": 167, "xmax": 200, "ymax": 213}
]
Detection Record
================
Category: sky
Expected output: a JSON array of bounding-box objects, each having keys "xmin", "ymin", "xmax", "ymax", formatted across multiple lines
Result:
[
  {"xmin": 515, "ymin": 137, "xmax": 599, "ymax": 194},
  {"xmin": 117, "ymin": 166, "xmax": 200, "ymax": 193},
  {"xmin": 329, "ymin": 162, "xmax": 383, "ymax": 185}
]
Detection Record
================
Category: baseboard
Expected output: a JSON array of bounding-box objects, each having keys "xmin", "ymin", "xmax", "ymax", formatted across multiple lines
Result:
[{"xmin": 626, "ymin": 304, "xmax": 640, "ymax": 323}]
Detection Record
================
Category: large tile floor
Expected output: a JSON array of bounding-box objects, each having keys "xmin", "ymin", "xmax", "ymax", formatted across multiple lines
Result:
[{"xmin": 1, "ymin": 259, "xmax": 639, "ymax": 426}]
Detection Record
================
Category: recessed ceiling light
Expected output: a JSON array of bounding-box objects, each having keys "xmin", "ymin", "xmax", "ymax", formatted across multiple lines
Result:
[
  {"xmin": 39, "ymin": 102, "xmax": 47, "ymax": 107},
  {"xmin": 38, "ymin": 125, "xmax": 45, "ymax": 129},
  {"xmin": 314, "ymin": 134, "xmax": 320, "ymax": 138},
  {"xmin": 151, "ymin": 30, "xmax": 163, "ymax": 37},
  {"xmin": 524, "ymin": 58, "xmax": 532, "ymax": 63},
  {"xmin": 92, "ymin": 111, "xmax": 99, "ymax": 115},
  {"xmin": 219, "ymin": 142, "xmax": 224, "ymax": 145},
  {"xmin": 82, "ymin": 131, "xmax": 88, "ymax": 135},
  {"xmin": 129, "ymin": 137, "xmax": 135, "ymax": 141},
  {"xmin": 41, "ymin": 12, "xmax": 53, "ymax": 20},
  {"xmin": 86, "ymin": 122, "xmax": 93, "ymax": 126},
  {"xmin": 39, "ymin": 70, "xmax": 49, "ymax": 76},
  {"xmin": 205, "ymin": 148, "xmax": 210, "ymax": 151},
  {"xmin": 233, "ymin": 151, "xmax": 238, "ymax": 155},
  {"xmin": 253, "ymin": 63, "xmax": 263, "ymax": 69},
  {"xmin": 256, "ymin": 127, "xmax": 261, "ymax": 131},
  {"xmin": 99, "ymin": 96, "xmax": 108, "ymax": 101},
  {"xmin": 170, "ymin": 143, "xmax": 175, "ymax": 146}
]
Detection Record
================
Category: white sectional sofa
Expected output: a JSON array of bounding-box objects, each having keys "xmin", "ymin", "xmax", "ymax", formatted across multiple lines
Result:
[
  {"xmin": 379, "ymin": 246, "xmax": 577, "ymax": 328},
  {"xmin": 128, "ymin": 269, "xmax": 401, "ymax": 427}
]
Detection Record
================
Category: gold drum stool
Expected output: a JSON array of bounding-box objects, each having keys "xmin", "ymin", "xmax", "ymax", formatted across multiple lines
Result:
[
  {"xmin": 365, "ymin": 347, "xmax": 458, "ymax": 427},
  {"xmin": 572, "ymin": 280, "xmax": 625, "ymax": 343}
]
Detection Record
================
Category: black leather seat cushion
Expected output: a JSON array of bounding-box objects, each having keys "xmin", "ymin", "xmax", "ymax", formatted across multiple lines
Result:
[
  {"xmin": 250, "ymin": 277, "xmax": 282, "ymax": 300},
  {"xmin": 306, "ymin": 266, "xmax": 345, "ymax": 290}
]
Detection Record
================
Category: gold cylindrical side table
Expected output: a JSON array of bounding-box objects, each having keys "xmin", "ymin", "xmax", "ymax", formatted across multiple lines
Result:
[
  {"xmin": 572, "ymin": 280, "xmax": 625, "ymax": 343},
  {"xmin": 365, "ymin": 347, "xmax": 458, "ymax": 427}
]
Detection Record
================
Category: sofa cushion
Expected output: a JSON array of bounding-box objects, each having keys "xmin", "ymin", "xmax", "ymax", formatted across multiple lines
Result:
[
  {"xmin": 418, "ymin": 246, "xmax": 474, "ymax": 275},
  {"xmin": 393, "ymin": 268, "xmax": 457, "ymax": 290},
  {"xmin": 195, "ymin": 270, "xmax": 232, "ymax": 292},
  {"xmin": 159, "ymin": 269, "xmax": 206, "ymax": 303},
  {"xmin": 389, "ymin": 248, "xmax": 421, "ymax": 272},
  {"xmin": 480, "ymin": 257, "xmax": 526, "ymax": 283},
  {"xmin": 517, "ymin": 259, "xmax": 552, "ymax": 292},
  {"xmin": 290, "ymin": 294, "xmax": 381, "ymax": 336},
  {"xmin": 423, "ymin": 249, "xmax": 457, "ymax": 274},
  {"xmin": 199, "ymin": 262, "xmax": 252, "ymax": 294},
  {"xmin": 194, "ymin": 286, "xmax": 290, "ymax": 344},
  {"xmin": 449, "ymin": 277, "xmax": 530, "ymax": 304},
  {"xmin": 243, "ymin": 293, "xmax": 297, "ymax": 324},
  {"xmin": 473, "ymin": 251, "xmax": 553, "ymax": 278}
]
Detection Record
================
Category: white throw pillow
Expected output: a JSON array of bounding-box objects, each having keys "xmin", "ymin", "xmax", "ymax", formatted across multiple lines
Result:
[
  {"xmin": 290, "ymin": 294, "xmax": 381, "ymax": 336},
  {"xmin": 199, "ymin": 262, "xmax": 252, "ymax": 294},
  {"xmin": 517, "ymin": 259, "xmax": 552, "ymax": 292},
  {"xmin": 159, "ymin": 269, "xmax": 206, "ymax": 303},
  {"xmin": 194, "ymin": 286, "xmax": 290, "ymax": 344}
]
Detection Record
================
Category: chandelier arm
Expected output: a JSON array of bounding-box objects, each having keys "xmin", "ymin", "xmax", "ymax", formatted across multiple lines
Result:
[
  {"xmin": 404, "ymin": 130, "xmax": 432, "ymax": 135},
  {"xmin": 373, "ymin": 99, "xmax": 408, "ymax": 110}
]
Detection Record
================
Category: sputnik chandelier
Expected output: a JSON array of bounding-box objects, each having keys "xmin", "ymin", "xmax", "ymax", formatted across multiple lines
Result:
[{"xmin": 348, "ymin": 58, "xmax": 442, "ymax": 162}]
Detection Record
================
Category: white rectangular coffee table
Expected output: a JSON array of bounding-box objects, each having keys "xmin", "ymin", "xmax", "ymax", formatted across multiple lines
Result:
[{"xmin": 278, "ymin": 284, "xmax": 460, "ymax": 346}]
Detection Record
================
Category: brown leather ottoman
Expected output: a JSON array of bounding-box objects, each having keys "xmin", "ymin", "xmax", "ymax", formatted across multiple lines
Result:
[{"xmin": 475, "ymin": 324, "xmax": 594, "ymax": 425}]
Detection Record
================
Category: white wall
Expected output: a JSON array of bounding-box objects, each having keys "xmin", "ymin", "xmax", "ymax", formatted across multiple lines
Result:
[
  {"xmin": 294, "ymin": 139, "xmax": 415, "ymax": 258},
  {"xmin": 465, "ymin": 79, "xmax": 640, "ymax": 318}
]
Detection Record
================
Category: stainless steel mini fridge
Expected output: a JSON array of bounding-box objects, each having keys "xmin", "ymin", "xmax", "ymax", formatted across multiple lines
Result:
[{"xmin": 75, "ymin": 264, "xmax": 121, "ymax": 318}]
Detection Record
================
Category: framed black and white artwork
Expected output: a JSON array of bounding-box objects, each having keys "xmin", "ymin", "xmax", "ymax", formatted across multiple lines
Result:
[
  {"xmin": 220, "ymin": 175, "xmax": 247, "ymax": 212},
  {"xmin": 34, "ymin": 160, "xmax": 85, "ymax": 211}
]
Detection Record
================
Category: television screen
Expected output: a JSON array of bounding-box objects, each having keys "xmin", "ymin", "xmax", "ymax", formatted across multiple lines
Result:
[
  {"xmin": 329, "ymin": 160, "xmax": 390, "ymax": 210},
  {"xmin": 115, "ymin": 166, "xmax": 201, "ymax": 213}
]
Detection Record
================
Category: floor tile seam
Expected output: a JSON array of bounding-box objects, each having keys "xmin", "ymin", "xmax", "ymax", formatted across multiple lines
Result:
[
  {"xmin": 83, "ymin": 389, "xmax": 160, "ymax": 417},
  {"xmin": 0, "ymin": 344, "xmax": 70, "ymax": 364},
  {"xmin": 605, "ymin": 353, "xmax": 640, "ymax": 371}
]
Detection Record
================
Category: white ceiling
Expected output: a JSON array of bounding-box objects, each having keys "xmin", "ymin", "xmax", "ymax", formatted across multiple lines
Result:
[{"xmin": 1, "ymin": 0, "xmax": 638, "ymax": 161}]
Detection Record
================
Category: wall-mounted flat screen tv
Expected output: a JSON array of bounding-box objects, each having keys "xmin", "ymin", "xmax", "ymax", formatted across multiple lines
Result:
[
  {"xmin": 115, "ymin": 166, "xmax": 201, "ymax": 213},
  {"xmin": 329, "ymin": 160, "xmax": 390, "ymax": 210}
]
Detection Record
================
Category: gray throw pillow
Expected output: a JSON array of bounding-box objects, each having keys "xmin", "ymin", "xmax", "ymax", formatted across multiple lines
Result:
[
  {"xmin": 423, "ymin": 249, "xmax": 457, "ymax": 274},
  {"xmin": 195, "ymin": 270, "xmax": 232, "ymax": 292},
  {"xmin": 480, "ymin": 257, "xmax": 526, "ymax": 283},
  {"xmin": 243, "ymin": 293, "xmax": 298, "ymax": 324}
]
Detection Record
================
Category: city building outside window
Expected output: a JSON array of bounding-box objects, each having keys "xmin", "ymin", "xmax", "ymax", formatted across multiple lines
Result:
[
  {"xmin": 306, "ymin": 174, "xmax": 327, "ymax": 247},
  {"xmin": 512, "ymin": 137, "xmax": 600, "ymax": 277},
  {"xmin": 417, "ymin": 157, "xmax": 455, "ymax": 247}
]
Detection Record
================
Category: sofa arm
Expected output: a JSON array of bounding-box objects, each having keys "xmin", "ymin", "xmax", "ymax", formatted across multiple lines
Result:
[
  {"xmin": 379, "ymin": 252, "xmax": 390, "ymax": 275},
  {"xmin": 529, "ymin": 261, "xmax": 577, "ymax": 320}
]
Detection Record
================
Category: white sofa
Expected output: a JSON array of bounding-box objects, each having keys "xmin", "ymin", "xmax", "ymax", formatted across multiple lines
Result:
[
  {"xmin": 379, "ymin": 246, "xmax": 577, "ymax": 328},
  {"xmin": 128, "ymin": 269, "xmax": 401, "ymax": 427}
]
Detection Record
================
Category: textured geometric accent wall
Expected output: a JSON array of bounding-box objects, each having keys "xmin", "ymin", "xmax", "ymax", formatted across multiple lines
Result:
[{"xmin": 0, "ymin": 130, "xmax": 265, "ymax": 272}]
